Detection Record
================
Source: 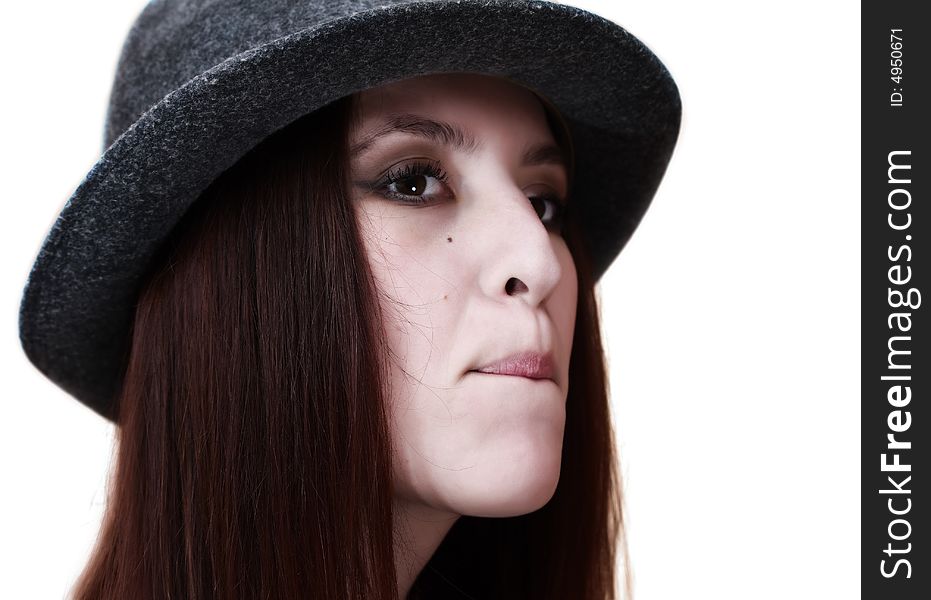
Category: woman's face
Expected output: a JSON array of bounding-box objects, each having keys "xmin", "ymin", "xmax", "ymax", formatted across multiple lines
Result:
[{"xmin": 348, "ymin": 73, "xmax": 577, "ymax": 519}]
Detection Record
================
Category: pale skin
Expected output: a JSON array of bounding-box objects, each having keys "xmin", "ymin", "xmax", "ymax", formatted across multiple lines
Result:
[{"xmin": 347, "ymin": 72, "xmax": 578, "ymax": 599}]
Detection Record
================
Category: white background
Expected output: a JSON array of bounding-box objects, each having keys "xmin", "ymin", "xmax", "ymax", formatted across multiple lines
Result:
[{"xmin": 0, "ymin": 1, "xmax": 860, "ymax": 598}]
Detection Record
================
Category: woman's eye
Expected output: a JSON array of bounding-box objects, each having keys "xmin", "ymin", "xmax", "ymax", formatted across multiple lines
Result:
[
  {"xmin": 529, "ymin": 195, "xmax": 567, "ymax": 232},
  {"xmin": 375, "ymin": 160, "xmax": 452, "ymax": 204},
  {"xmin": 388, "ymin": 174, "xmax": 439, "ymax": 198}
]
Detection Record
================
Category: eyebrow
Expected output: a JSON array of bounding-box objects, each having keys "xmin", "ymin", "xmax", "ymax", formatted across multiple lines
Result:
[{"xmin": 349, "ymin": 113, "xmax": 568, "ymax": 169}]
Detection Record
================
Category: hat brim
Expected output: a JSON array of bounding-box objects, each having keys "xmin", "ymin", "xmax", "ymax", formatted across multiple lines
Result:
[{"xmin": 19, "ymin": 0, "xmax": 681, "ymax": 421}]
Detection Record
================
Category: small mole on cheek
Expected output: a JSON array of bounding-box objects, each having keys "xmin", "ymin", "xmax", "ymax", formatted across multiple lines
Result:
[{"xmin": 447, "ymin": 236, "xmax": 453, "ymax": 243}]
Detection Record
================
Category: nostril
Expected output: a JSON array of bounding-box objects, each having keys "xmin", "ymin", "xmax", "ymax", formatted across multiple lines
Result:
[{"xmin": 505, "ymin": 277, "xmax": 528, "ymax": 295}]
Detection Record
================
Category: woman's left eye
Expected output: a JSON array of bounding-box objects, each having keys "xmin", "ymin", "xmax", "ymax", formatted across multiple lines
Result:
[{"xmin": 528, "ymin": 195, "xmax": 567, "ymax": 232}]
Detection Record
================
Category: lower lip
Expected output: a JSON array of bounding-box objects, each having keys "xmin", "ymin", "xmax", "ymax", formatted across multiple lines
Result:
[{"xmin": 468, "ymin": 371, "xmax": 553, "ymax": 382}]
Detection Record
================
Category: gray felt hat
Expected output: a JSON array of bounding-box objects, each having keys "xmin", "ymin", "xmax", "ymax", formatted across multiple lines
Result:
[{"xmin": 18, "ymin": 0, "xmax": 681, "ymax": 422}]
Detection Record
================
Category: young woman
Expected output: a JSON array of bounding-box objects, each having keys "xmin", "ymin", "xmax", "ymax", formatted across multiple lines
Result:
[{"xmin": 18, "ymin": 1, "xmax": 680, "ymax": 598}]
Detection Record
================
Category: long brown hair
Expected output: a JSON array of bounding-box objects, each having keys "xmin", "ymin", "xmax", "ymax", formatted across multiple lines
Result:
[{"xmin": 71, "ymin": 91, "xmax": 630, "ymax": 600}]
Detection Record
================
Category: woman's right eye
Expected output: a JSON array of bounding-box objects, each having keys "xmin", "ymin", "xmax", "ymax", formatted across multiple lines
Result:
[{"xmin": 375, "ymin": 160, "xmax": 452, "ymax": 205}]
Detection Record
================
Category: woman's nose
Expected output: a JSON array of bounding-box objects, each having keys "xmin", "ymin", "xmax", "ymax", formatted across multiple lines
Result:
[{"xmin": 473, "ymin": 182, "xmax": 564, "ymax": 308}]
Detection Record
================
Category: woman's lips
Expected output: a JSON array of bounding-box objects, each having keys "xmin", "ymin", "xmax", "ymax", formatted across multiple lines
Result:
[{"xmin": 471, "ymin": 352, "xmax": 555, "ymax": 380}]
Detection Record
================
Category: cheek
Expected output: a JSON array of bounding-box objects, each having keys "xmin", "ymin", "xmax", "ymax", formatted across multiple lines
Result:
[
  {"xmin": 353, "ymin": 202, "xmax": 460, "ymax": 301},
  {"xmin": 552, "ymin": 244, "xmax": 578, "ymax": 350},
  {"xmin": 353, "ymin": 202, "xmax": 465, "ymax": 412},
  {"xmin": 561, "ymin": 245, "xmax": 578, "ymax": 307},
  {"xmin": 361, "ymin": 242, "xmax": 460, "ymax": 379}
]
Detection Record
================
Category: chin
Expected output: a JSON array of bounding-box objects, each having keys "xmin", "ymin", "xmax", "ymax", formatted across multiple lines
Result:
[{"xmin": 456, "ymin": 448, "xmax": 563, "ymax": 518}]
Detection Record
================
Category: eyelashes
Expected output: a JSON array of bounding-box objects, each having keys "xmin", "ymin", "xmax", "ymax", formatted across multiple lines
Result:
[{"xmin": 369, "ymin": 159, "xmax": 568, "ymax": 233}]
